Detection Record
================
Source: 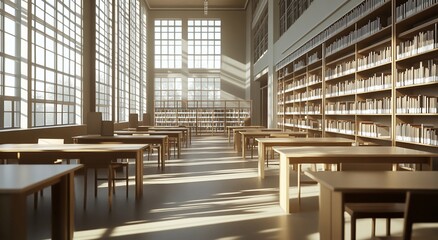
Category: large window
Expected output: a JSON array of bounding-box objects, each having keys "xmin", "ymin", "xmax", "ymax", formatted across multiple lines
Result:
[
  {"xmin": 279, "ymin": 0, "xmax": 314, "ymax": 36},
  {"xmin": 188, "ymin": 77, "xmax": 220, "ymax": 106},
  {"xmin": 154, "ymin": 19, "xmax": 182, "ymax": 69},
  {"xmin": 95, "ymin": 0, "xmax": 112, "ymax": 120},
  {"xmin": 188, "ymin": 19, "xmax": 221, "ymax": 69},
  {"xmin": 154, "ymin": 77, "xmax": 182, "ymax": 107},
  {"xmin": 0, "ymin": 0, "xmax": 26, "ymax": 129},
  {"xmin": 253, "ymin": 7, "xmax": 268, "ymax": 62},
  {"xmin": 31, "ymin": 0, "xmax": 82, "ymax": 127},
  {"xmin": 99, "ymin": 0, "xmax": 147, "ymax": 122}
]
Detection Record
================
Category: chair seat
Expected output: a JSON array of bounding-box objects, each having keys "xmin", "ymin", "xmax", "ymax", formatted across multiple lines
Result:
[
  {"xmin": 346, "ymin": 203, "xmax": 405, "ymax": 218},
  {"xmin": 345, "ymin": 203, "xmax": 405, "ymax": 240}
]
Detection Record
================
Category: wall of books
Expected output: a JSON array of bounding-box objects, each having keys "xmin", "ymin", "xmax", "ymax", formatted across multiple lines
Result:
[
  {"xmin": 276, "ymin": 0, "xmax": 438, "ymax": 150},
  {"xmin": 154, "ymin": 100, "xmax": 251, "ymax": 135}
]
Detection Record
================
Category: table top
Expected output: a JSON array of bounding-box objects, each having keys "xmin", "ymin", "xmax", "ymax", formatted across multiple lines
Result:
[
  {"xmin": 256, "ymin": 137, "xmax": 354, "ymax": 144},
  {"xmin": 235, "ymin": 128, "xmax": 282, "ymax": 133},
  {"xmin": 241, "ymin": 131, "xmax": 307, "ymax": 136},
  {"xmin": 305, "ymin": 171, "xmax": 438, "ymax": 192},
  {"xmin": 273, "ymin": 146, "xmax": 438, "ymax": 158},
  {"xmin": 115, "ymin": 130, "xmax": 182, "ymax": 135},
  {"xmin": 73, "ymin": 134, "xmax": 167, "ymax": 140},
  {"xmin": 0, "ymin": 143, "xmax": 150, "ymax": 153},
  {"xmin": 0, "ymin": 164, "xmax": 83, "ymax": 194}
]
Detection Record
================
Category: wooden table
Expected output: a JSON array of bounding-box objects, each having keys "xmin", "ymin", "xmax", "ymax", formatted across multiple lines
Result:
[
  {"xmin": 273, "ymin": 146, "xmax": 438, "ymax": 213},
  {"xmin": 256, "ymin": 137, "xmax": 354, "ymax": 178},
  {"xmin": 73, "ymin": 134, "xmax": 168, "ymax": 169},
  {"xmin": 0, "ymin": 143, "xmax": 149, "ymax": 200},
  {"xmin": 115, "ymin": 130, "xmax": 182, "ymax": 158},
  {"xmin": 0, "ymin": 164, "xmax": 83, "ymax": 240},
  {"xmin": 305, "ymin": 171, "xmax": 438, "ymax": 240},
  {"xmin": 149, "ymin": 127, "xmax": 191, "ymax": 146},
  {"xmin": 233, "ymin": 128, "xmax": 282, "ymax": 151},
  {"xmin": 226, "ymin": 125, "xmax": 264, "ymax": 143},
  {"xmin": 240, "ymin": 131, "xmax": 308, "ymax": 159}
]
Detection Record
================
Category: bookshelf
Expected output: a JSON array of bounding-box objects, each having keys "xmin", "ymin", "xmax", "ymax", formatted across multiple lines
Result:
[
  {"xmin": 276, "ymin": 0, "xmax": 438, "ymax": 153},
  {"xmin": 154, "ymin": 100, "xmax": 251, "ymax": 135}
]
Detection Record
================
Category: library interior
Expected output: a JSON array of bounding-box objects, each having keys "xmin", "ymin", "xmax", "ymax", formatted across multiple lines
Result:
[{"xmin": 1, "ymin": 0, "xmax": 438, "ymax": 239}]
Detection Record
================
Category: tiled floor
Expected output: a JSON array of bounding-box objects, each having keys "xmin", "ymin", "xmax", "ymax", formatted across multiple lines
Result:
[{"xmin": 26, "ymin": 135, "xmax": 434, "ymax": 239}]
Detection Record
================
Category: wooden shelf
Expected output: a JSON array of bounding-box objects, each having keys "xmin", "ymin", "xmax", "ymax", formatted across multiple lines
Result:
[{"xmin": 276, "ymin": 0, "xmax": 438, "ymax": 148}]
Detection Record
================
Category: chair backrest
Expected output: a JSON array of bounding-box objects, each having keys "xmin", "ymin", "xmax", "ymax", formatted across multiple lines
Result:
[
  {"xmin": 403, "ymin": 191, "xmax": 438, "ymax": 240},
  {"xmin": 37, "ymin": 138, "xmax": 65, "ymax": 163}
]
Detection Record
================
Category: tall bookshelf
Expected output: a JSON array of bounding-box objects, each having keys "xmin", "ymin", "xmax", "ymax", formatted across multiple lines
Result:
[
  {"xmin": 154, "ymin": 100, "xmax": 251, "ymax": 135},
  {"xmin": 276, "ymin": 0, "xmax": 438, "ymax": 154}
]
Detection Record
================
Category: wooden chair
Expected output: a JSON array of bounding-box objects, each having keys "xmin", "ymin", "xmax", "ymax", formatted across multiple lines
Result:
[
  {"xmin": 83, "ymin": 143, "xmax": 129, "ymax": 211},
  {"xmin": 345, "ymin": 202, "xmax": 405, "ymax": 240},
  {"xmin": 375, "ymin": 191, "xmax": 438, "ymax": 240}
]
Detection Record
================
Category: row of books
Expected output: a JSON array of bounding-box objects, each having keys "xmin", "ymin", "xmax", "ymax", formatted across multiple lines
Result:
[
  {"xmin": 308, "ymin": 52, "xmax": 321, "ymax": 65},
  {"xmin": 395, "ymin": 123, "xmax": 438, "ymax": 146},
  {"xmin": 396, "ymin": 29, "xmax": 437, "ymax": 60},
  {"xmin": 326, "ymin": 101, "xmax": 355, "ymax": 114},
  {"xmin": 324, "ymin": 98, "xmax": 391, "ymax": 114},
  {"xmin": 325, "ymin": 119, "xmax": 356, "ymax": 135},
  {"xmin": 282, "ymin": 74, "xmax": 323, "ymax": 92},
  {"xmin": 357, "ymin": 46, "xmax": 392, "ymax": 70},
  {"xmin": 326, "ymin": 17, "xmax": 383, "ymax": 56},
  {"xmin": 326, "ymin": 80, "xmax": 356, "ymax": 97},
  {"xmin": 358, "ymin": 121, "xmax": 391, "ymax": 138},
  {"xmin": 284, "ymin": 88, "xmax": 323, "ymax": 103},
  {"xmin": 396, "ymin": 59, "xmax": 438, "ymax": 87},
  {"xmin": 325, "ymin": 59, "xmax": 356, "ymax": 80},
  {"xmin": 356, "ymin": 97, "xmax": 392, "ymax": 114},
  {"xmin": 285, "ymin": 106, "xmax": 322, "ymax": 115},
  {"xmin": 396, "ymin": 95, "xmax": 438, "ymax": 113},
  {"xmin": 356, "ymin": 73, "xmax": 392, "ymax": 93},
  {"xmin": 396, "ymin": 0, "xmax": 438, "ymax": 22}
]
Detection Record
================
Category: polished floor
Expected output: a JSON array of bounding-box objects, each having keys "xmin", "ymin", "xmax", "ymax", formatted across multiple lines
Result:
[{"xmin": 26, "ymin": 135, "xmax": 435, "ymax": 239}]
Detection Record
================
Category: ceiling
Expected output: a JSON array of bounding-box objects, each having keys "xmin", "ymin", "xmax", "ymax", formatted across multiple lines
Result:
[{"xmin": 145, "ymin": 0, "xmax": 249, "ymax": 10}]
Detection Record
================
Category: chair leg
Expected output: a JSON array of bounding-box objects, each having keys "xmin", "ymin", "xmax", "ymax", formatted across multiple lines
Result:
[
  {"xmin": 386, "ymin": 218, "xmax": 391, "ymax": 236},
  {"xmin": 94, "ymin": 168, "xmax": 98, "ymax": 198},
  {"xmin": 83, "ymin": 168, "xmax": 88, "ymax": 210},
  {"xmin": 34, "ymin": 192, "xmax": 38, "ymax": 209},
  {"xmin": 125, "ymin": 164, "xmax": 129, "ymax": 198},
  {"xmin": 351, "ymin": 215, "xmax": 356, "ymax": 240},
  {"xmin": 371, "ymin": 218, "xmax": 376, "ymax": 237},
  {"xmin": 107, "ymin": 167, "xmax": 113, "ymax": 211}
]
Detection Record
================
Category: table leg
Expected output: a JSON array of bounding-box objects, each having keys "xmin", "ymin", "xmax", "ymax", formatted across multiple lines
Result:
[
  {"xmin": 52, "ymin": 172, "xmax": 74, "ymax": 239},
  {"xmin": 0, "ymin": 194, "xmax": 27, "ymax": 239},
  {"xmin": 279, "ymin": 154, "xmax": 291, "ymax": 213},
  {"xmin": 135, "ymin": 149, "xmax": 144, "ymax": 199},
  {"xmin": 258, "ymin": 142, "xmax": 265, "ymax": 179},
  {"xmin": 297, "ymin": 164, "xmax": 302, "ymax": 208},
  {"xmin": 177, "ymin": 135, "xmax": 181, "ymax": 158},
  {"xmin": 318, "ymin": 185, "xmax": 344, "ymax": 240},
  {"xmin": 242, "ymin": 136, "xmax": 246, "ymax": 160}
]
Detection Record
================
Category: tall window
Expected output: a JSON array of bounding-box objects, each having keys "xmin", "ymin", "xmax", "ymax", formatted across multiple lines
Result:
[
  {"xmin": 154, "ymin": 77, "xmax": 182, "ymax": 107},
  {"xmin": 116, "ymin": 0, "xmax": 146, "ymax": 122},
  {"xmin": 140, "ymin": 2, "xmax": 147, "ymax": 115},
  {"xmin": 129, "ymin": 0, "xmax": 140, "ymax": 114},
  {"xmin": 254, "ymin": 7, "xmax": 268, "ymax": 62},
  {"xmin": 154, "ymin": 19, "xmax": 182, "ymax": 69},
  {"xmin": 188, "ymin": 77, "xmax": 220, "ymax": 107},
  {"xmin": 188, "ymin": 19, "xmax": 221, "ymax": 69},
  {"xmin": 279, "ymin": 0, "xmax": 314, "ymax": 36},
  {"xmin": 31, "ymin": 0, "xmax": 82, "ymax": 127},
  {"xmin": 0, "ymin": 0, "xmax": 26, "ymax": 129},
  {"xmin": 95, "ymin": 0, "xmax": 112, "ymax": 120}
]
